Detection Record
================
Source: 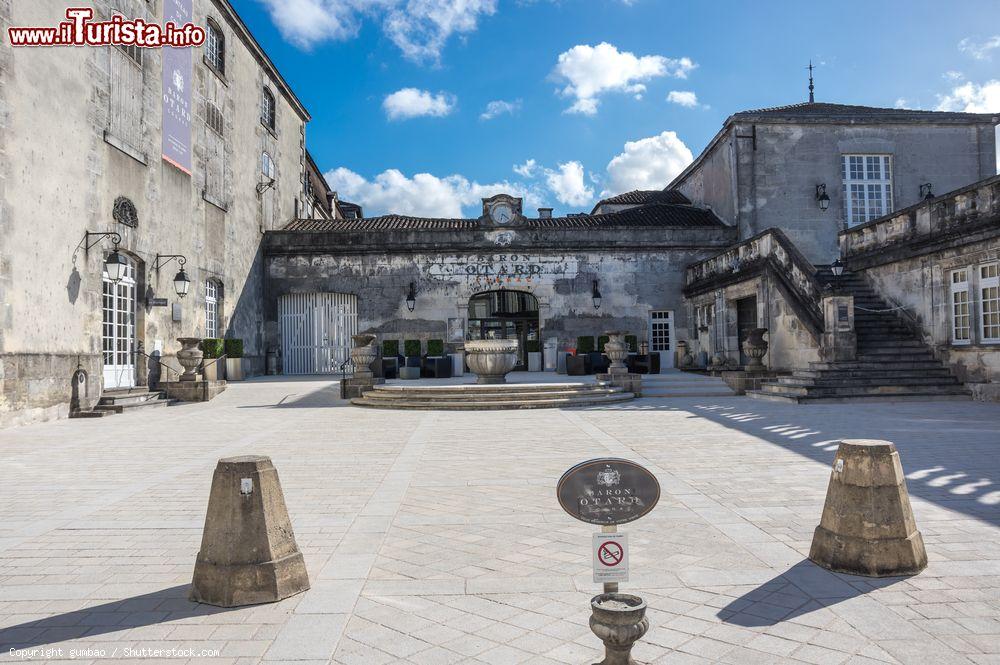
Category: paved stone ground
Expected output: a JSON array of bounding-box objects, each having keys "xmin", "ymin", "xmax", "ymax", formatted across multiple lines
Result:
[{"xmin": 0, "ymin": 376, "xmax": 998, "ymax": 664}]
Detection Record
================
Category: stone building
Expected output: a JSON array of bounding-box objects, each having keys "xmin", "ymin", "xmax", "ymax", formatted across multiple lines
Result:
[{"xmin": 0, "ymin": 0, "xmax": 310, "ymax": 426}]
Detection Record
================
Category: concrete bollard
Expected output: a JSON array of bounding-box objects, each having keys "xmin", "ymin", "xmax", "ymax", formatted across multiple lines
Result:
[
  {"xmin": 809, "ymin": 440, "xmax": 927, "ymax": 577},
  {"xmin": 190, "ymin": 455, "xmax": 310, "ymax": 606}
]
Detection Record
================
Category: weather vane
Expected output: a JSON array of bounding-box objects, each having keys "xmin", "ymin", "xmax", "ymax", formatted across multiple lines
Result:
[{"xmin": 807, "ymin": 60, "xmax": 815, "ymax": 103}]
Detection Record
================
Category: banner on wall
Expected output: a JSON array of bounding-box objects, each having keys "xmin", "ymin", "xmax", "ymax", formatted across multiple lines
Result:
[{"xmin": 161, "ymin": 0, "xmax": 193, "ymax": 174}]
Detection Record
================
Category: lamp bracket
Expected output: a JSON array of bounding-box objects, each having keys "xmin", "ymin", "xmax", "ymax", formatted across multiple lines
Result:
[
  {"xmin": 152, "ymin": 254, "xmax": 187, "ymax": 272},
  {"xmin": 256, "ymin": 177, "xmax": 276, "ymax": 196},
  {"xmin": 83, "ymin": 231, "xmax": 123, "ymax": 252}
]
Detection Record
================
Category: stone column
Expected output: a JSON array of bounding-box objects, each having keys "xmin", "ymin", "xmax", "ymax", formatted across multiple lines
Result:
[
  {"xmin": 809, "ymin": 440, "xmax": 927, "ymax": 577},
  {"xmin": 820, "ymin": 294, "xmax": 856, "ymax": 363}
]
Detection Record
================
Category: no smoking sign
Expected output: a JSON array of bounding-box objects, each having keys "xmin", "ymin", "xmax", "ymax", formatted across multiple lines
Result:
[{"xmin": 592, "ymin": 532, "xmax": 628, "ymax": 583}]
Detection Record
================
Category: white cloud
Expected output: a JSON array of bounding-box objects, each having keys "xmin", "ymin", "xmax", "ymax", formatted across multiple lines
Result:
[
  {"xmin": 325, "ymin": 167, "xmax": 543, "ymax": 217},
  {"xmin": 935, "ymin": 80, "xmax": 1000, "ymax": 113},
  {"xmin": 603, "ymin": 130, "xmax": 693, "ymax": 195},
  {"xmin": 666, "ymin": 90, "xmax": 700, "ymax": 108},
  {"xmin": 959, "ymin": 35, "xmax": 1000, "ymax": 60},
  {"xmin": 480, "ymin": 99, "xmax": 521, "ymax": 120},
  {"xmin": 894, "ymin": 98, "xmax": 910, "ymax": 109},
  {"xmin": 552, "ymin": 42, "xmax": 695, "ymax": 115},
  {"xmin": 944, "ymin": 70, "xmax": 965, "ymax": 82},
  {"xmin": 258, "ymin": 0, "xmax": 495, "ymax": 63},
  {"xmin": 383, "ymin": 88, "xmax": 456, "ymax": 120},
  {"xmin": 513, "ymin": 159, "xmax": 538, "ymax": 178},
  {"xmin": 544, "ymin": 161, "xmax": 593, "ymax": 207}
]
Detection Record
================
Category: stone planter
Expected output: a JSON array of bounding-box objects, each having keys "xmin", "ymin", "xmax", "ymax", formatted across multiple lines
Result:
[
  {"xmin": 742, "ymin": 327, "xmax": 769, "ymax": 371},
  {"xmin": 202, "ymin": 359, "xmax": 224, "ymax": 382},
  {"xmin": 465, "ymin": 339, "xmax": 518, "ymax": 384},
  {"xmin": 589, "ymin": 593, "xmax": 649, "ymax": 665},
  {"xmin": 225, "ymin": 357, "xmax": 245, "ymax": 381},
  {"xmin": 350, "ymin": 334, "xmax": 378, "ymax": 379},
  {"xmin": 177, "ymin": 337, "xmax": 204, "ymax": 382},
  {"xmin": 604, "ymin": 332, "xmax": 629, "ymax": 374}
]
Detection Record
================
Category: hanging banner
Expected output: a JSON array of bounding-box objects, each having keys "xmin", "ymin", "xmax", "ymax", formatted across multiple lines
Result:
[{"xmin": 161, "ymin": 0, "xmax": 193, "ymax": 174}]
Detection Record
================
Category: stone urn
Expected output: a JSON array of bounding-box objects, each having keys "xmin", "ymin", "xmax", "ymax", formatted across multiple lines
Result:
[
  {"xmin": 604, "ymin": 332, "xmax": 630, "ymax": 374},
  {"xmin": 589, "ymin": 593, "xmax": 649, "ymax": 665},
  {"xmin": 741, "ymin": 327, "xmax": 769, "ymax": 371},
  {"xmin": 350, "ymin": 334, "xmax": 378, "ymax": 379},
  {"xmin": 465, "ymin": 339, "xmax": 518, "ymax": 384},
  {"xmin": 177, "ymin": 337, "xmax": 204, "ymax": 382}
]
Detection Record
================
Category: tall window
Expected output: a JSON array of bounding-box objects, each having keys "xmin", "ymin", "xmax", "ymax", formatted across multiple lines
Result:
[
  {"xmin": 108, "ymin": 39, "xmax": 143, "ymax": 151},
  {"xmin": 261, "ymin": 87, "xmax": 276, "ymax": 130},
  {"xmin": 204, "ymin": 103, "xmax": 225, "ymax": 204},
  {"xmin": 981, "ymin": 263, "xmax": 1000, "ymax": 343},
  {"xmin": 950, "ymin": 269, "xmax": 971, "ymax": 344},
  {"xmin": 842, "ymin": 154, "xmax": 893, "ymax": 226},
  {"xmin": 205, "ymin": 19, "xmax": 225, "ymax": 75},
  {"xmin": 205, "ymin": 280, "xmax": 220, "ymax": 338}
]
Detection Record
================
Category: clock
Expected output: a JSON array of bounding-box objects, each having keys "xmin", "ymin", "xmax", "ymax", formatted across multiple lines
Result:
[{"xmin": 490, "ymin": 202, "xmax": 515, "ymax": 225}]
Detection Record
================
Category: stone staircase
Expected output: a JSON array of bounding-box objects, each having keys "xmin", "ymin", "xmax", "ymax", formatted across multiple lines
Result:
[
  {"xmin": 71, "ymin": 389, "xmax": 178, "ymax": 418},
  {"xmin": 351, "ymin": 382, "xmax": 633, "ymax": 410},
  {"xmin": 641, "ymin": 370, "xmax": 736, "ymax": 398},
  {"xmin": 749, "ymin": 270, "xmax": 970, "ymax": 403}
]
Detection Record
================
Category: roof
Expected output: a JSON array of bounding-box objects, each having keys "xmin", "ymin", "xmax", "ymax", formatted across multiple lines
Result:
[
  {"xmin": 729, "ymin": 101, "xmax": 997, "ymax": 124},
  {"xmin": 281, "ymin": 202, "xmax": 725, "ymax": 232},
  {"xmin": 591, "ymin": 189, "xmax": 690, "ymax": 212}
]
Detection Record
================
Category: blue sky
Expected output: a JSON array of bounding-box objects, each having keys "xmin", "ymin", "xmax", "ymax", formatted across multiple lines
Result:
[{"xmin": 237, "ymin": 0, "xmax": 1000, "ymax": 218}]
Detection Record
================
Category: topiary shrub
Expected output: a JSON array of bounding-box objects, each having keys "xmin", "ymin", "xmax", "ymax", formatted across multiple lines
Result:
[
  {"xmin": 576, "ymin": 336, "xmax": 595, "ymax": 354},
  {"xmin": 383, "ymin": 339, "xmax": 399, "ymax": 357},
  {"xmin": 201, "ymin": 338, "xmax": 224, "ymax": 359},
  {"xmin": 404, "ymin": 339, "xmax": 421, "ymax": 358},
  {"xmin": 597, "ymin": 335, "xmax": 610, "ymax": 352},
  {"xmin": 224, "ymin": 338, "xmax": 244, "ymax": 359},
  {"xmin": 427, "ymin": 339, "xmax": 444, "ymax": 356},
  {"xmin": 526, "ymin": 339, "xmax": 540, "ymax": 353},
  {"xmin": 625, "ymin": 335, "xmax": 638, "ymax": 352}
]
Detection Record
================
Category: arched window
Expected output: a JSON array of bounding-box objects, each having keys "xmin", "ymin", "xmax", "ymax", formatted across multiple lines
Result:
[
  {"xmin": 261, "ymin": 151, "xmax": 274, "ymax": 180},
  {"xmin": 205, "ymin": 19, "xmax": 225, "ymax": 76},
  {"xmin": 261, "ymin": 87, "xmax": 276, "ymax": 130}
]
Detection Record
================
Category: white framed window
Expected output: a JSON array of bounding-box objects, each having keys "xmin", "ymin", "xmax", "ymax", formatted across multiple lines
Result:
[
  {"xmin": 205, "ymin": 19, "xmax": 225, "ymax": 76},
  {"xmin": 980, "ymin": 263, "xmax": 1000, "ymax": 343},
  {"xmin": 205, "ymin": 280, "xmax": 220, "ymax": 338},
  {"xmin": 950, "ymin": 269, "xmax": 971, "ymax": 345},
  {"xmin": 841, "ymin": 154, "xmax": 893, "ymax": 226},
  {"xmin": 261, "ymin": 87, "xmax": 276, "ymax": 130}
]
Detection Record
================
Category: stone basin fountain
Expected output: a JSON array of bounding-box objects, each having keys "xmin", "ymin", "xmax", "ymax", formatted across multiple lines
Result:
[
  {"xmin": 589, "ymin": 593, "xmax": 649, "ymax": 665},
  {"xmin": 465, "ymin": 339, "xmax": 518, "ymax": 384}
]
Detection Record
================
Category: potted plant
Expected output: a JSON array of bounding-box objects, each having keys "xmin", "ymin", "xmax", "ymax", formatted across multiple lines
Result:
[
  {"xmin": 526, "ymin": 339, "xmax": 542, "ymax": 372},
  {"xmin": 224, "ymin": 338, "xmax": 244, "ymax": 381},
  {"xmin": 201, "ymin": 338, "xmax": 225, "ymax": 381},
  {"xmin": 576, "ymin": 336, "xmax": 595, "ymax": 355},
  {"xmin": 625, "ymin": 335, "xmax": 638, "ymax": 352},
  {"xmin": 426, "ymin": 339, "xmax": 444, "ymax": 357},
  {"xmin": 382, "ymin": 339, "xmax": 400, "ymax": 359},
  {"xmin": 401, "ymin": 339, "xmax": 422, "ymax": 379}
]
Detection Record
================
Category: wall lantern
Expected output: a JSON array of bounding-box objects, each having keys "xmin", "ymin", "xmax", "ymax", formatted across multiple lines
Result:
[
  {"xmin": 405, "ymin": 282, "xmax": 417, "ymax": 312},
  {"xmin": 82, "ymin": 231, "xmax": 125, "ymax": 282},
  {"xmin": 591, "ymin": 280, "xmax": 602, "ymax": 310},
  {"xmin": 920, "ymin": 183, "xmax": 934, "ymax": 201},
  {"xmin": 830, "ymin": 258, "xmax": 845, "ymax": 278},
  {"xmin": 152, "ymin": 254, "xmax": 190, "ymax": 298},
  {"xmin": 815, "ymin": 184, "xmax": 831, "ymax": 212}
]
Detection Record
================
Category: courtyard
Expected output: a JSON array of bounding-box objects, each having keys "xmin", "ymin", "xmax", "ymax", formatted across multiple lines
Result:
[{"xmin": 0, "ymin": 379, "xmax": 999, "ymax": 665}]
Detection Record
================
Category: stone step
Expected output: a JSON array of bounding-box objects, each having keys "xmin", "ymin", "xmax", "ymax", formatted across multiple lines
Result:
[
  {"xmin": 98, "ymin": 390, "xmax": 169, "ymax": 407},
  {"xmin": 361, "ymin": 387, "xmax": 624, "ymax": 402},
  {"xmin": 372, "ymin": 382, "xmax": 612, "ymax": 395},
  {"xmin": 809, "ymin": 360, "xmax": 947, "ymax": 371},
  {"xmin": 758, "ymin": 383, "xmax": 969, "ymax": 398},
  {"xmin": 794, "ymin": 368, "xmax": 955, "ymax": 380},
  {"xmin": 93, "ymin": 398, "xmax": 177, "ymax": 414},
  {"xmin": 857, "ymin": 339, "xmax": 925, "ymax": 348},
  {"xmin": 747, "ymin": 390, "xmax": 971, "ymax": 404},
  {"xmin": 641, "ymin": 389, "xmax": 736, "ymax": 397},
  {"xmin": 351, "ymin": 392, "xmax": 635, "ymax": 410},
  {"xmin": 778, "ymin": 376, "xmax": 961, "ymax": 388}
]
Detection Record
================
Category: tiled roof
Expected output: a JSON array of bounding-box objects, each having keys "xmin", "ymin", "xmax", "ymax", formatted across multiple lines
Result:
[
  {"xmin": 592, "ymin": 189, "xmax": 690, "ymax": 210},
  {"xmin": 730, "ymin": 101, "xmax": 997, "ymax": 122},
  {"xmin": 281, "ymin": 202, "xmax": 724, "ymax": 232}
]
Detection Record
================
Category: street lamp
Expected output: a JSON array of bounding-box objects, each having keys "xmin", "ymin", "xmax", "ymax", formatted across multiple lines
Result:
[
  {"xmin": 405, "ymin": 282, "xmax": 416, "ymax": 312},
  {"xmin": 104, "ymin": 248, "xmax": 129, "ymax": 283},
  {"xmin": 173, "ymin": 267, "xmax": 191, "ymax": 297},
  {"xmin": 920, "ymin": 183, "xmax": 934, "ymax": 201},
  {"xmin": 815, "ymin": 184, "xmax": 831, "ymax": 212},
  {"xmin": 830, "ymin": 258, "xmax": 845, "ymax": 290},
  {"xmin": 592, "ymin": 280, "xmax": 602, "ymax": 310},
  {"xmin": 152, "ymin": 254, "xmax": 190, "ymax": 298}
]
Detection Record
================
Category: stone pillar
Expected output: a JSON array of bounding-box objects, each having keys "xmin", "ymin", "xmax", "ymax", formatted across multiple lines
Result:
[
  {"xmin": 809, "ymin": 440, "xmax": 927, "ymax": 577},
  {"xmin": 820, "ymin": 294, "xmax": 856, "ymax": 363},
  {"xmin": 190, "ymin": 456, "xmax": 310, "ymax": 606}
]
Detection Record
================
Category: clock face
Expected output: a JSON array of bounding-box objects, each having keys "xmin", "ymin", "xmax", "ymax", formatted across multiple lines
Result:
[{"xmin": 490, "ymin": 202, "xmax": 514, "ymax": 225}]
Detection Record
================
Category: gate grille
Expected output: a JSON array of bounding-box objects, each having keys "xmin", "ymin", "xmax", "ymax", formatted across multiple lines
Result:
[{"xmin": 278, "ymin": 293, "xmax": 359, "ymax": 375}]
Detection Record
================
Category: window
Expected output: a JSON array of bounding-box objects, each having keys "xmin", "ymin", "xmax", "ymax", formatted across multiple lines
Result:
[
  {"xmin": 261, "ymin": 87, "xmax": 276, "ymax": 130},
  {"xmin": 841, "ymin": 154, "xmax": 893, "ymax": 226},
  {"xmin": 108, "ymin": 41, "xmax": 143, "ymax": 151},
  {"xmin": 205, "ymin": 19, "xmax": 225, "ymax": 76},
  {"xmin": 118, "ymin": 43, "xmax": 142, "ymax": 66},
  {"xmin": 261, "ymin": 151, "xmax": 274, "ymax": 179},
  {"xmin": 205, "ymin": 280, "xmax": 220, "ymax": 338},
  {"xmin": 981, "ymin": 263, "xmax": 1000, "ymax": 343},
  {"xmin": 696, "ymin": 304, "xmax": 713, "ymax": 330},
  {"xmin": 206, "ymin": 102, "xmax": 224, "ymax": 136},
  {"xmin": 950, "ymin": 269, "xmax": 971, "ymax": 345}
]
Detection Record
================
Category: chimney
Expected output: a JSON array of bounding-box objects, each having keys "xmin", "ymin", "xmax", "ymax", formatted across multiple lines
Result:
[{"xmin": 538, "ymin": 208, "xmax": 553, "ymax": 219}]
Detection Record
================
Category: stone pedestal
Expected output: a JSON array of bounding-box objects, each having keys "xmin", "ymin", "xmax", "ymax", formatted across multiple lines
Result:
[
  {"xmin": 589, "ymin": 593, "xmax": 649, "ymax": 665},
  {"xmin": 163, "ymin": 380, "xmax": 226, "ymax": 402},
  {"xmin": 809, "ymin": 440, "xmax": 927, "ymax": 577},
  {"xmin": 597, "ymin": 372, "xmax": 642, "ymax": 397},
  {"xmin": 604, "ymin": 332, "xmax": 630, "ymax": 373},
  {"xmin": 190, "ymin": 456, "xmax": 310, "ymax": 607},
  {"xmin": 820, "ymin": 294, "xmax": 857, "ymax": 363},
  {"xmin": 343, "ymin": 376, "xmax": 385, "ymax": 399}
]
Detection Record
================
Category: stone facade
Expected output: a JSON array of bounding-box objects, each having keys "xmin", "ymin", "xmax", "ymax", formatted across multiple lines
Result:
[{"xmin": 0, "ymin": 1, "xmax": 309, "ymax": 427}]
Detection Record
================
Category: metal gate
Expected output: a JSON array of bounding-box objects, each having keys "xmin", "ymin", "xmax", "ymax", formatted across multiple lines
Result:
[{"xmin": 278, "ymin": 293, "xmax": 358, "ymax": 375}]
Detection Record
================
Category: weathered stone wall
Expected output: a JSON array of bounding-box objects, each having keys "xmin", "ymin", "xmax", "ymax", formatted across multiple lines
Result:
[{"xmin": 0, "ymin": 1, "xmax": 307, "ymax": 427}]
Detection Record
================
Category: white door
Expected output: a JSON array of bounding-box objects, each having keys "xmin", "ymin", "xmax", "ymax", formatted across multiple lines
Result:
[
  {"xmin": 279, "ymin": 292, "xmax": 358, "ymax": 374},
  {"xmin": 102, "ymin": 258, "xmax": 137, "ymax": 389},
  {"xmin": 649, "ymin": 310, "xmax": 674, "ymax": 369}
]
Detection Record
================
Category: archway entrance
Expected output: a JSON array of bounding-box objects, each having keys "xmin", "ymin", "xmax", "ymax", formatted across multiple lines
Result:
[{"xmin": 467, "ymin": 290, "xmax": 539, "ymax": 371}]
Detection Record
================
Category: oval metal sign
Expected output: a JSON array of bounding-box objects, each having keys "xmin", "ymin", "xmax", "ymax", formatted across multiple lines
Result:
[{"xmin": 557, "ymin": 458, "xmax": 660, "ymax": 525}]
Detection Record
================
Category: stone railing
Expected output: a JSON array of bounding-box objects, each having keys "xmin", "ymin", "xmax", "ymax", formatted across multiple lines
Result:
[
  {"xmin": 685, "ymin": 228, "xmax": 824, "ymax": 333},
  {"xmin": 840, "ymin": 175, "xmax": 1000, "ymax": 259}
]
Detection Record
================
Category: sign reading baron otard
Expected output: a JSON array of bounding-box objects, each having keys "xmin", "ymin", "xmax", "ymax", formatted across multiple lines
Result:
[{"xmin": 557, "ymin": 458, "xmax": 660, "ymax": 526}]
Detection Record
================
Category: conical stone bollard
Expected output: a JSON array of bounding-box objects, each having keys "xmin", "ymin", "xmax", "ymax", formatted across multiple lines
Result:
[
  {"xmin": 190, "ymin": 456, "xmax": 310, "ymax": 606},
  {"xmin": 809, "ymin": 440, "xmax": 927, "ymax": 577}
]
